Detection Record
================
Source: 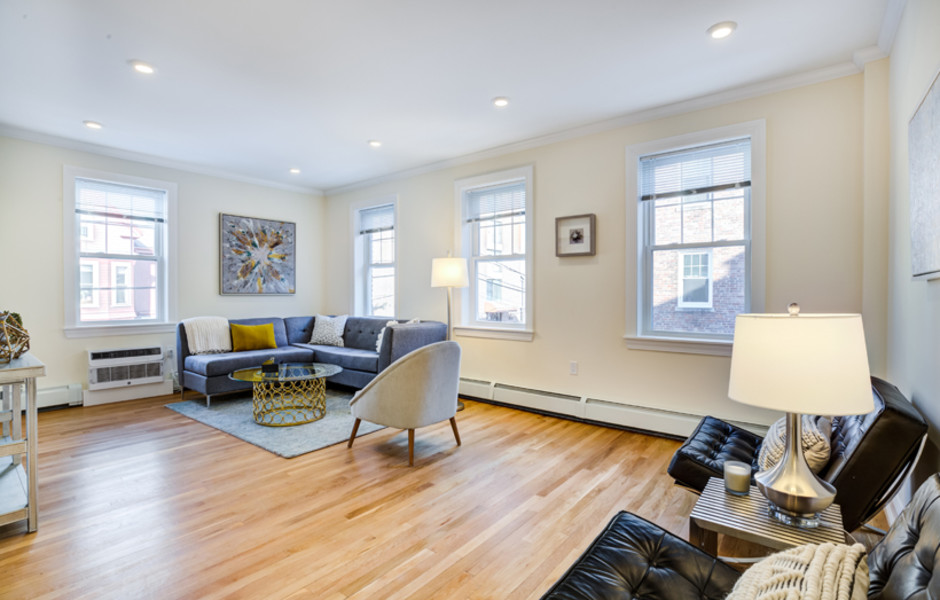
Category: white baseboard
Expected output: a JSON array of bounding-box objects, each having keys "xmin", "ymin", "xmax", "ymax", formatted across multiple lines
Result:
[
  {"xmin": 39, "ymin": 384, "xmax": 83, "ymax": 408},
  {"xmin": 83, "ymin": 380, "xmax": 173, "ymax": 406},
  {"xmin": 459, "ymin": 378, "xmax": 769, "ymax": 438}
]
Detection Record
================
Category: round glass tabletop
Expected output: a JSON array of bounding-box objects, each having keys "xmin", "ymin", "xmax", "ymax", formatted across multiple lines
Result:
[{"xmin": 229, "ymin": 362, "xmax": 342, "ymax": 383}]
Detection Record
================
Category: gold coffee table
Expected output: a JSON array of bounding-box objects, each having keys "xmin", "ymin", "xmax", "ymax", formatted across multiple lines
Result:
[{"xmin": 230, "ymin": 363, "xmax": 342, "ymax": 427}]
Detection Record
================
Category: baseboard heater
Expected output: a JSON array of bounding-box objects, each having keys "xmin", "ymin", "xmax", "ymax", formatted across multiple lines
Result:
[
  {"xmin": 458, "ymin": 377, "xmax": 769, "ymax": 439},
  {"xmin": 84, "ymin": 346, "xmax": 172, "ymax": 406},
  {"xmin": 0, "ymin": 384, "xmax": 83, "ymax": 409}
]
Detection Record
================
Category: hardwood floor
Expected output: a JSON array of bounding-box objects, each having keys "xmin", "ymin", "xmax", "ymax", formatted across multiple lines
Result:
[{"xmin": 0, "ymin": 395, "xmax": 703, "ymax": 599}]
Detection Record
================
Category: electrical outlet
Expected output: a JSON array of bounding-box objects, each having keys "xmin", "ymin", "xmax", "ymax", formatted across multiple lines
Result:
[{"xmin": 569, "ymin": 361, "xmax": 578, "ymax": 375}]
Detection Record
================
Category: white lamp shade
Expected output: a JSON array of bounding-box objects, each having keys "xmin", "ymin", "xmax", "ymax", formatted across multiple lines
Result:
[
  {"xmin": 431, "ymin": 257, "xmax": 469, "ymax": 288},
  {"xmin": 729, "ymin": 313, "xmax": 873, "ymax": 415}
]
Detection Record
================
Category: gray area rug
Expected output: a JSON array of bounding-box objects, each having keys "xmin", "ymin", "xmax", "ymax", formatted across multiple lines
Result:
[{"xmin": 166, "ymin": 389, "xmax": 383, "ymax": 458}]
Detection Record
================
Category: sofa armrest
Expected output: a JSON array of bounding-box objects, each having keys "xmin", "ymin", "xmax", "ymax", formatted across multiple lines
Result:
[
  {"xmin": 176, "ymin": 322, "xmax": 188, "ymax": 384},
  {"xmin": 378, "ymin": 321, "xmax": 447, "ymax": 371}
]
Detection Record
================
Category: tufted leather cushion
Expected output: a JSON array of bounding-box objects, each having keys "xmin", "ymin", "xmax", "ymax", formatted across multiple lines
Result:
[
  {"xmin": 868, "ymin": 473, "xmax": 940, "ymax": 600},
  {"xmin": 667, "ymin": 416, "xmax": 762, "ymax": 492},
  {"xmin": 540, "ymin": 511, "xmax": 740, "ymax": 600},
  {"xmin": 667, "ymin": 377, "xmax": 926, "ymax": 532}
]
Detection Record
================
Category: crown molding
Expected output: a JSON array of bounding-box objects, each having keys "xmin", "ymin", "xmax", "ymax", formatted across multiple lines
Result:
[
  {"xmin": 853, "ymin": 45, "xmax": 889, "ymax": 70},
  {"xmin": 0, "ymin": 123, "xmax": 324, "ymax": 197},
  {"xmin": 878, "ymin": 0, "xmax": 908, "ymax": 54},
  {"xmin": 325, "ymin": 59, "xmax": 863, "ymax": 196}
]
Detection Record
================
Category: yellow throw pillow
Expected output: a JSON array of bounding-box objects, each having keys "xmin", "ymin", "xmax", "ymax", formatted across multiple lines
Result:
[{"xmin": 230, "ymin": 323, "xmax": 277, "ymax": 352}]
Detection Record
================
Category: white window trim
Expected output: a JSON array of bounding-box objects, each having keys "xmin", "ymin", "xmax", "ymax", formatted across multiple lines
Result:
[
  {"xmin": 624, "ymin": 121, "xmax": 766, "ymax": 356},
  {"xmin": 349, "ymin": 195, "xmax": 398, "ymax": 317},
  {"xmin": 677, "ymin": 250, "xmax": 713, "ymax": 309},
  {"xmin": 63, "ymin": 166, "xmax": 178, "ymax": 338},
  {"xmin": 453, "ymin": 165, "xmax": 534, "ymax": 341},
  {"xmin": 110, "ymin": 261, "xmax": 132, "ymax": 307}
]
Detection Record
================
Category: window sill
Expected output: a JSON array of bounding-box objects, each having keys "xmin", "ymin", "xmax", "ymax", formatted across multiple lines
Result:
[
  {"xmin": 623, "ymin": 335, "xmax": 731, "ymax": 357},
  {"xmin": 65, "ymin": 322, "xmax": 177, "ymax": 339},
  {"xmin": 453, "ymin": 326, "xmax": 534, "ymax": 342}
]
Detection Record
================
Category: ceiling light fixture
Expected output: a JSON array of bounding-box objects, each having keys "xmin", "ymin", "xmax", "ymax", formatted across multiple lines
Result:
[
  {"xmin": 83, "ymin": 120, "xmax": 103, "ymax": 130},
  {"xmin": 707, "ymin": 21, "xmax": 737, "ymax": 40},
  {"xmin": 492, "ymin": 97, "xmax": 510, "ymax": 108},
  {"xmin": 129, "ymin": 60, "xmax": 155, "ymax": 74},
  {"xmin": 289, "ymin": 168, "xmax": 301, "ymax": 175},
  {"xmin": 368, "ymin": 140, "xmax": 382, "ymax": 148}
]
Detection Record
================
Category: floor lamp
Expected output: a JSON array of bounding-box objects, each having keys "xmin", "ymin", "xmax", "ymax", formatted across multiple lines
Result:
[
  {"xmin": 728, "ymin": 304, "xmax": 873, "ymax": 528},
  {"xmin": 431, "ymin": 257, "xmax": 468, "ymax": 410}
]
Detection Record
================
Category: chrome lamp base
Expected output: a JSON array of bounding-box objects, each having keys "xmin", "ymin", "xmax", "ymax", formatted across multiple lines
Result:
[{"xmin": 755, "ymin": 412, "xmax": 836, "ymax": 529}]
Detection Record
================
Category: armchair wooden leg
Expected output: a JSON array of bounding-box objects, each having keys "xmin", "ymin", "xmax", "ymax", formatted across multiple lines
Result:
[
  {"xmin": 348, "ymin": 418, "xmax": 361, "ymax": 448},
  {"xmin": 408, "ymin": 429, "xmax": 415, "ymax": 466},
  {"xmin": 450, "ymin": 417, "xmax": 461, "ymax": 446}
]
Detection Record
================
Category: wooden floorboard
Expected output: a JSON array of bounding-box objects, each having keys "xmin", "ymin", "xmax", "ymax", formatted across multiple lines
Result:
[{"xmin": 0, "ymin": 394, "xmax": 875, "ymax": 599}]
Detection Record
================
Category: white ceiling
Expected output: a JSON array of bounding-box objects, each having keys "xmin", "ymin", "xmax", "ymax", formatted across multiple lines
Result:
[{"xmin": 0, "ymin": 0, "xmax": 895, "ymax": 194}]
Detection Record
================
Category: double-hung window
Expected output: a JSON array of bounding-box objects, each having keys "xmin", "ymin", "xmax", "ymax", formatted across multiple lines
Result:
[
  {"xmin": 628, "ymin": 122, "xmax": 765, "ymax": 352},
  {"xmin": 354, "ymin": 201, "xmax": 396, "ymax": 317},
  {"xmin": 455, "ymin": 166, "xmax": 534, "ymax": 339},
  {"xmin": 64, "ymin": 167, "xmax": 177, "ymax": 337}
]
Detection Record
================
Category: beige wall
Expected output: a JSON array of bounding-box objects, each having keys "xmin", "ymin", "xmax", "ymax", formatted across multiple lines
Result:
[
  {"xmin": 886, "ymin": 0, "xmax": 940, "ymax": 484},
  {"xmin": 0, "ymin": 136, "xmax": 325, "ymax": 389},
  {"xmin": 326, "ymin": 73, "xmax": 881, "ymax": 426}
]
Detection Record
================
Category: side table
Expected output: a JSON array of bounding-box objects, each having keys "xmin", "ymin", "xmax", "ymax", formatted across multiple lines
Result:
[
  {"xmin": 689, "ymin": 477, "xmax": 847, "ymax": 555},
  {"xmin": 0, "ymin": 353, "xmax": 45, "ymax": 533}
]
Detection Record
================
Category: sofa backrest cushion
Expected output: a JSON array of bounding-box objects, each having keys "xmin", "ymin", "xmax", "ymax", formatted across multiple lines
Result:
[
  {"xmin": 285, "ymin": 316, "xmax": 315, "ymax": 345},
  {"xmin": 868, "ymin": 473, "xmax": 940, "ymax": 600},
  {"xmin": 821, "ymin": 376, "xmax": 927, "ymax": 532},
  {"xmin": 344, "ymin": 316, "xmax": 398, "ymax": 351},
  {"xmin": 228, "ymin": 317, "xmax": 288, "ymax": 348}
]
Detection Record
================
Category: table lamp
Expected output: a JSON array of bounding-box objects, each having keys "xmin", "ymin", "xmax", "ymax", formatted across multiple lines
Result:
[
  {"xmin": 431, "ymin": 257, "xmax": 469, "ymax": 341},
  {"xmin": 728, "ymin": 303, "xmax": 873, "ymax": 528}
]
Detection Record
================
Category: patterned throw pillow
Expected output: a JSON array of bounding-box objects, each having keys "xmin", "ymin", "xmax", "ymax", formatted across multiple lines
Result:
[
  {"xmin": 308, "ymin": 314, "xmax": 347, "ymax": 347},
  {"xmin": 757, "ymin": 414, "xmax": 832, "ymax": 474}
]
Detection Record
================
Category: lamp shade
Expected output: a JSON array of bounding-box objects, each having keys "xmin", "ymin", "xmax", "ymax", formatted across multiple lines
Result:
[
  {"xmin": 728, "ymin": 313, "xmax": 873, "ymax": 416},
  {"xmin": 431, "ymin": 257, "xmax": 469, "ymax": 288}
]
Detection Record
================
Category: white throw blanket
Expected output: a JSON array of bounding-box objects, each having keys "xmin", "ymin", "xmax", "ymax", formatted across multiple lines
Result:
[
  {"xmin": 727, "ymin": 543, "xmax": 869, "ymax": 600},
  {"xmin": 181, "ymin": 316, "xmax": 232, "ymax": 355}
]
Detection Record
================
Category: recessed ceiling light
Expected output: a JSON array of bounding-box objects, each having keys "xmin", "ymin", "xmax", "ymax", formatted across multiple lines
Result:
[
  {"xmin": 289, "ymin": 168, "xmax": 301, "ymax": 175},
  {"xmin": 707, "ymin": 21, "xmax": 737, "ymax": 40},
  {"xmin": 129, "ymin": 60, "xmax": 155, "ymax": 74},
  {"xmin": 83, "ymin": 120, "xmax": 103, "ymax": 130},
  {"xmin": 368, "ymin": 140, "xmax": 382, "ymax": 148},
  {"xmin": 492, "ymin": 97, "xmax": 510, "ymax": 108}
]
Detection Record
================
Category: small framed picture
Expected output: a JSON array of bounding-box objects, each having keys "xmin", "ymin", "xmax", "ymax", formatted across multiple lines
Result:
[{"xmin": 555, "ymin": 214, "xmax": 596, "ymax": 257}]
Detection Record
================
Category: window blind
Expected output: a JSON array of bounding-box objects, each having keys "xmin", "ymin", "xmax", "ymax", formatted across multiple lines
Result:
[
  {"xmin": 466, "ymin": 182, "xmax": 525, "ymax": 222},
  {"xmin": 75, "ymin": 178, "xmax": 167, "ymax": 223},
  {"xmin": 639, "ymin": 138, "xmax": 751, "ymax": 202},
  {"xmin": 358, "ymin": 204, "xmax": 395, "ymax": 235}
]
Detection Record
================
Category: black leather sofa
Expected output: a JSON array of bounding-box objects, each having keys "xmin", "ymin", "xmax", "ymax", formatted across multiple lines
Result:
[
  {"xmin": 541, "ymin": 473, "xmax": 940, "ymax": 599},
  {"xmin": 666, "ymin": 376, "xmax": 927, "ymax": 532}
]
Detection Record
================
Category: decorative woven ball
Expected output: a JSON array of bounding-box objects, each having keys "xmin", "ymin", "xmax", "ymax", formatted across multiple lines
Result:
[{"xmin": 0, "ymin": 311, "xmax": 30, "ymax": 363}]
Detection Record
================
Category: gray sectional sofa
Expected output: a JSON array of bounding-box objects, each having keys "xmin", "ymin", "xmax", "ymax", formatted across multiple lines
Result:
[{"xmin": 176, "ymin": 315, "xmax": 447, "ymax": 405}]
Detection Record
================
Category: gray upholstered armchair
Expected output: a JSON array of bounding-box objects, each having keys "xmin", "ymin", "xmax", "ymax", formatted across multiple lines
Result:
[{"xmin": 347, "ymin": 341, "xmax": 462, "ymax": 466}]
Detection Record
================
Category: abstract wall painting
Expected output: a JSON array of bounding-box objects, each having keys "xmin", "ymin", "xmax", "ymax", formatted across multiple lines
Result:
[
  {"xmin": 220, "ymin": 213, "xmax": 296, "ymax": 295},
  {"xmin": 909, "ymin": 68, "xmax": 940, "ymax": 280}
]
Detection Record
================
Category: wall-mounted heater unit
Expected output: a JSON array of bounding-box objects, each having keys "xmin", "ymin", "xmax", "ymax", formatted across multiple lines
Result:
[
  {"xmin": 83, "ymin": 346, "xmax": 172, "ymax": 406},
  {"xmin": 88, "ymin": 346, "xmax": 165, "ymax": 390}
]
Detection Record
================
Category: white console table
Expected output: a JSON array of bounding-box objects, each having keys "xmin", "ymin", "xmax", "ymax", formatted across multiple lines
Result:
[{"xmin": 0, "ymin": 353, "xmax": 44, "ymax": 532}]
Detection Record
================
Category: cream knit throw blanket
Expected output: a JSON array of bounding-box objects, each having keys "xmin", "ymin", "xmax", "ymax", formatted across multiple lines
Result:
[
  {"xmin": 727, "ymin": 543, "xmax": 869, "ymax": 600},
  {"xmin": 181, "ymin": 316, "xmax": 232, "ymax": 355}
]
